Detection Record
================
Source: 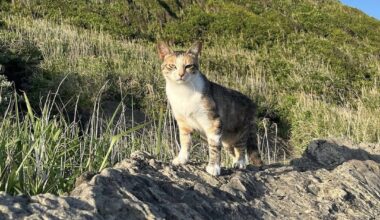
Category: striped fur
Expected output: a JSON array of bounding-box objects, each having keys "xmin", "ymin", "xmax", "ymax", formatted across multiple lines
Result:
[{"xmin": 158, "ymin": 41, "xmax": 262, "ymax": 176}]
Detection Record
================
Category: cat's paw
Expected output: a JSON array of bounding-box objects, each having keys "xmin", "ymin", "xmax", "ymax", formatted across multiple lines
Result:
[
  {"xmin": 206, "ymin": 164, "xmax": 221, "ymax": 176},
  {"xmin": 233, "ymin": 159, "xmax": 247, "ymax": 169},
  {"xmin": 172, "ymin": 153, "xmax": 189, "ymax": 165}
]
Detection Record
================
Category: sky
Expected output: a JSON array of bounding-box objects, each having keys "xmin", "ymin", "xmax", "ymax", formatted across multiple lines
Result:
[{"xmin": 340, "ymin": 0, "xmax": 380, "ymax": 20}]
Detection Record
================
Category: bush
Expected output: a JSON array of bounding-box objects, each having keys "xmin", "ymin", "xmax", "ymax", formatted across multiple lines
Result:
[{"xmin": 0, "ymin": 38, "xmax": 43, "ymax": 92}]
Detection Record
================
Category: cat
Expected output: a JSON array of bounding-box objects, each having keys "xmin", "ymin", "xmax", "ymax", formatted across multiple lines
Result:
[{"xmin": 157, "ymin": 41, "xmax": 262, "ymax": 176}]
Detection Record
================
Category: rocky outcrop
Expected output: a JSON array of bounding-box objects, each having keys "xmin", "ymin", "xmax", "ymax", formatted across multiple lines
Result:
[{"xmin": 0, "ymin": 139, "xmax": 379, "ymax": 219}]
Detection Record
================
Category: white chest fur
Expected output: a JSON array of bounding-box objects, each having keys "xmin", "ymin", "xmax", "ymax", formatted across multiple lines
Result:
[{"xmin": 166, "ymin": 74, "xmax": 206, "ymax": 130}]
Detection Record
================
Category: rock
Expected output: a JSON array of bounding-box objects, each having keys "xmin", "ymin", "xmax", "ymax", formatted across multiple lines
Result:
[
  {"xmin": 75, "ymin": 171, "xmax": 98, "ymax": 187},
  {"xmin": 0, "ymin": 192, "xmax": 98, "ymax": 220},
  {"xmin": 0, "ymin": 139, "xmax": 379, "ymax": 219}
]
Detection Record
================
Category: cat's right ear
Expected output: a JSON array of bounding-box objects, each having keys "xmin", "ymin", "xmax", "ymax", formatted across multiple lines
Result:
[
  {"xmin": 157, "ymin": 41, "xmax": 173, "ymax": 61},
  {"xmin": 187, "ymin": 41, "xmax": 202, "ymax": 56}
]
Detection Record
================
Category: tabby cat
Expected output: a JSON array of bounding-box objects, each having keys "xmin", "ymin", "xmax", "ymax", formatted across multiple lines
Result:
[{"xmin": 157, "ymin": 41, "xmax": 262, "ymax": 176}]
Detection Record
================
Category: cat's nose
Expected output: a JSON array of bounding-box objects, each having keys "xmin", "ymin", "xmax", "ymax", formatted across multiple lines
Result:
[{"xmin": 178, "ymin": 71, "xmax": 185, "ymax": 78}]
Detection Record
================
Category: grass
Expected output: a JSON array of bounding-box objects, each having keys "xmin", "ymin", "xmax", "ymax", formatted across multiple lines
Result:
[
  {"xmin": 0, "ymin": 89, "xmax": 179, "ymax": 195},
  {"xmin": 0, "ymin": 0, "xmax": 379, "ymax": 195}
]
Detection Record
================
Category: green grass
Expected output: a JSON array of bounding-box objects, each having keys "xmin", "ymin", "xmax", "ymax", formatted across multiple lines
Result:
[
  {"xmin": 0, "ymin": 90, "xmax": 181, "ymax": 195},
  {"xmin": 0, "ymin": 0, "xmax": 379, "ymax": 195}
]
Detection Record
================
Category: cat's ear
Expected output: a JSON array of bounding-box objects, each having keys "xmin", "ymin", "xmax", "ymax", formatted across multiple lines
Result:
[
  {"xmin": 187, "ymin": 41, "xmax": 202, "ymax": 56},
  {"xmin": 157, "ymin": 41, "xmax": 173, "ymax": 61}
]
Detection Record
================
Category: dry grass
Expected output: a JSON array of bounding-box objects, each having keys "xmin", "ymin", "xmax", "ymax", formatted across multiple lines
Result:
[{"xmin": 0, "ymin": 14, "xmax": 379, "ymax": 195}]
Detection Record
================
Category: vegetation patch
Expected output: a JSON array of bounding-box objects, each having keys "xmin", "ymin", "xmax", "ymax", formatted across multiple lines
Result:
[{"xmin": 0, "ymin": 0, "xmax": 379, "ymax": 195}]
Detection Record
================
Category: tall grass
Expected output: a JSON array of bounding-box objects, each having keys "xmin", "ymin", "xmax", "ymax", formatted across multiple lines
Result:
[
  {"xmin": 289, "ymin": 91, "xmax": 380, "ymax": 155},
  {"xmin": 0, "ymin": 13, "xmax": 379, "ymax": 195},
  {"xmin": 0, "ymin": 88, "xmax": 180, "ymax": 195}
]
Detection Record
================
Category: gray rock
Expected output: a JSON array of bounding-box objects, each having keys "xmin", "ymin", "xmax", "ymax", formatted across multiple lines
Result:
[{"xmin": 0, "ymin": 139, "xmax": 379, "ymax": 219}]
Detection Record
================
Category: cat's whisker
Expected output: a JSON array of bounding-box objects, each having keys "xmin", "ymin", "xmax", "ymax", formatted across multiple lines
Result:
[{"xmin": 158, "ymin": 41, "xmax": 261, "ymax": 176}]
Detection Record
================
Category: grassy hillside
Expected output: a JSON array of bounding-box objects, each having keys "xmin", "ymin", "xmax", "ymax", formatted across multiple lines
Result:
[{"xmin": 0, "ymin": 0, "xmax": 379, "ymax": 195}]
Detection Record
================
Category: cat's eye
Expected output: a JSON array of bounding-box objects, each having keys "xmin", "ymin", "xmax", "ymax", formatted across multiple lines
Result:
[
  {"xmin": 185, "ymin": 64, "xmax": 195, "ymax": 69},
  {"xmin": 166, "ymin": 64, "xmax": 176, "ymax": 70}
]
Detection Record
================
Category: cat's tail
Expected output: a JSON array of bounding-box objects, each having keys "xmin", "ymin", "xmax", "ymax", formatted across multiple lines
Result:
[
  {"xmin": 247, "ymin": 132, "xmax": 263, "ymax": 166},
  {"xmin": 247, "ymin": 104, "xmax": 263, "ymax": 166}
]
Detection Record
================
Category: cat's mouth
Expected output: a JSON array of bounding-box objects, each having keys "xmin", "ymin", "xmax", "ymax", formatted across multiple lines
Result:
[{"xmin": 176, "ymin": 76, "xmax": 188, "ymax": 83}]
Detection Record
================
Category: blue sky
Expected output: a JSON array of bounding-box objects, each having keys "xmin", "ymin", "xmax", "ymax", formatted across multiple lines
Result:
[{"xmin": 340, "ymin": 0, "xmax": 380, "ymax": 20}]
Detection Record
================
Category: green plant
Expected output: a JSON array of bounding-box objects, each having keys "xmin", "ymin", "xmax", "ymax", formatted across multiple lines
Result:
[
  {"xmin": 0, "ymin": 0, "xmax": 379, "ymax": 195},
  {"xmin": 0, "ymin": 75, "xmax": 12, "ymax": 112}
]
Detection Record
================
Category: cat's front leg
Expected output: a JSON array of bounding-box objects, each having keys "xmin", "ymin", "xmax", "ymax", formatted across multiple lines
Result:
[
  {"xmin": 206, "ymin": 132, "xmax": 222, "ymax": 176},
  {"xmin": 172, "ymin": 120, "xmax": 193, "ymax": 165},
  {"xmin": 204, "ymin": 119, "xmax": 222, "ymax": 176}
]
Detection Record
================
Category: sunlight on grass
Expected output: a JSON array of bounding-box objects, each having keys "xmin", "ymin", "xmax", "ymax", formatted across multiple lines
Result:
[{"xmin": 0, "ymin": 8, "xmax": 379, "ymax": 195}]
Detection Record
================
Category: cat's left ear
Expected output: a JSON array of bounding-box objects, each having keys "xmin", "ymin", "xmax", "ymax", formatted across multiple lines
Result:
[
  {"xmin": 187, "ymin": 41, "xmax": 202, "ymax": 56},
  {"xmin": 157, "ymin": 41, "xmax": 173, "ymax": 61}
]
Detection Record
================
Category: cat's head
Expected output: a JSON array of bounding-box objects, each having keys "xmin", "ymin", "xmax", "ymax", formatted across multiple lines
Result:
[{"xmin": 157, "ymin": 41, "xmax": 202, "ymax": 84}]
